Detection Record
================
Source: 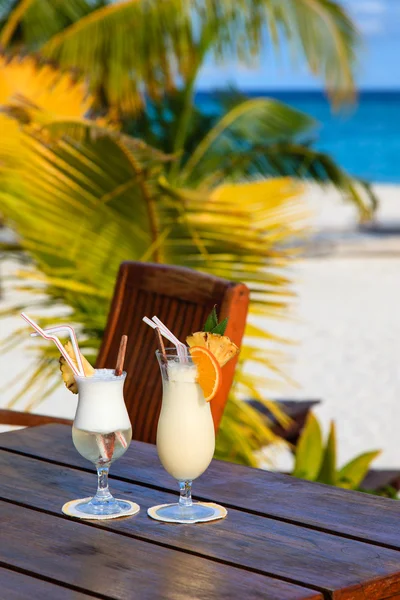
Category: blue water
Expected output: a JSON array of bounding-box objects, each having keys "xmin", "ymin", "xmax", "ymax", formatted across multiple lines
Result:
[{"xmin": 195, "ymin": 91, "xmax": 400, "ymax": 183}]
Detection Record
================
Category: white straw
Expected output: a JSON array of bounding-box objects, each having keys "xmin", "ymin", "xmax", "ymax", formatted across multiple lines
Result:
[
  {"xmin": 31, "ymin": 325, "xmax": 85, "ymax": 376},
  {"xmin": 21, "ymin": 312, "xmax": 82, "ymax": 377},
  {"xmin": 152, "ymin": 316, "xmax": 188, "ymax": 362},
  {"xmin": 142, "ymin": 317, "xmax": 178, "ymax": 347},
  {"xmin": 142, "ymin": 316, "xmax": 187, "ymax": 361}
]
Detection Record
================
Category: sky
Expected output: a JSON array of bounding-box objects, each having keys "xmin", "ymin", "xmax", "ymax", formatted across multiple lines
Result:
[{"xmin": 197, "ymin": 0, "xmax": 400, "ymax": 91}]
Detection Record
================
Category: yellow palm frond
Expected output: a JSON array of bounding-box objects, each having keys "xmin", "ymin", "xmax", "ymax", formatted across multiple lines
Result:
[{"xmin": 0, "ymin": 54, "xmax": 93, "ymax": 119}]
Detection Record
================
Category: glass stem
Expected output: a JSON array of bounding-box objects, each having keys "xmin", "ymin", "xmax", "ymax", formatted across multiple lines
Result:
[
  {"xmin": 94, "ymin": 466, "xmax": 113, "ymax": 502},
  {"xmin": 179, "ymin": 480, "xmax": 193, "ymax": 508}
]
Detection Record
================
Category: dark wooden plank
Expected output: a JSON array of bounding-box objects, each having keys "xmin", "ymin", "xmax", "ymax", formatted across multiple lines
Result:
[
  {"xmin": 0, "ymin": 567, "xmax": 94, "ymax": 600},
  {"xmin": 3, "ymin": 424, "xmax": 400, "ymax": 552},
  {"xmin": 0, "ymin": 409, "xmax": 72, "ymax": 427},
  {"xmin": 2, "ymin": 451, "xmax": 400, "ymax": 600},
  {"xmin": 0, "ymin": 501, "xmax": 320, "ymax": 600}
]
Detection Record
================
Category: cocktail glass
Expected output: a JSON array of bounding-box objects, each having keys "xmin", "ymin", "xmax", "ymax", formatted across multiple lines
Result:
[
  {"xmin": 72, "ymin": 369, "xmax": 133, "ymax": 516},
  {"xmin": 150, "ymin": 348, "xmax": 218, "ymax": 522}
]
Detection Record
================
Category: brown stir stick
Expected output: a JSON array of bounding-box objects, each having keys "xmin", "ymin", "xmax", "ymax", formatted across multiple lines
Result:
[
  {"xmin": 155, "ymin": 327, "xmax": 167, "ymax": 360},
  {"xmin": 114, "ymin": 335, "xmax": 128, "ymax": 376}
]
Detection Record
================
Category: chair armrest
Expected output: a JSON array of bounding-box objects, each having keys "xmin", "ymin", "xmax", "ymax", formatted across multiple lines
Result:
[
  {"xmin": 247, "ymin": 399, "xmax": 320, "ymax": 445},
  {"xmin": 0, "ymin": 409, "xmax": 72, "ymax": 427}
]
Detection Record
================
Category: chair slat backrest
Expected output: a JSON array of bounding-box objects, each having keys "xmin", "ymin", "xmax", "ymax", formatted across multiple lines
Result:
[{"xmin": 96, "ymin": 262, "xmax": 249, "ymax": 443}]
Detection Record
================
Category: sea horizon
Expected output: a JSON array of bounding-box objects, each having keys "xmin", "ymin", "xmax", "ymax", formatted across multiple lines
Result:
[{"xmin": 196, "ymin": 88, "xmax": 400, "ymax": 96}]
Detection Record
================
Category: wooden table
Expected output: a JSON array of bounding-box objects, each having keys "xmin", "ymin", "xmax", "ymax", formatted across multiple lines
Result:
[{"xmin": 1, "ymin": 426, "xmax": 400, "ymax": 599}]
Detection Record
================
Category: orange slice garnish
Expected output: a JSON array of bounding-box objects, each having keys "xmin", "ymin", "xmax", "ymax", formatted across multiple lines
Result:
[{"xmin": 189, "ymin": 346, "xmax": 222, "ymax": 402}]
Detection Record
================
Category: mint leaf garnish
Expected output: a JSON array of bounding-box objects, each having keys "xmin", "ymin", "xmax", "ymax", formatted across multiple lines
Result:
[
  {"xmin": 203, "ymin": 307, "xmax": 228, "ymax": 335},
  {"xmin": 211, "ymin": 318, "xmax": 228, "ymax": 335},
  {"xmin": 203, "ymin": 305, "xmax": 218, "ymax": 332}
]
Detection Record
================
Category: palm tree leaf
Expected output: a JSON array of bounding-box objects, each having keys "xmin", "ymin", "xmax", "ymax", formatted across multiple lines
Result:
[
  {"xmin": 1, "ymin": 0, "xmax": 358, "ymax": 115},
  {"xmin": 235, "ymin": 142, "xmax": 377, "ymax": 219},
  {"xmin": 0, "ymin": 0, "xmax": 98, "ymax": 48},
  {"xmin": 177, "ymin": 95, "xmax": 376, "ymax": 219},
  {"xmin": 180, "ymin": 98, "xmax": 316, "ymax": 184}
]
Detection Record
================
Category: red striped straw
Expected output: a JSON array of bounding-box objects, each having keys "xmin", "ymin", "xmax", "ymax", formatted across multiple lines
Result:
[
  {"xmin": 96, "ymin": 434, "xmax": 112, "ymax": 462},
  {"xmin": 21, "ymin": 312, "xmax": 82, "ymax": 377},
  {"xmin": 116, "ymin": 431, "xmax": 128, "ymax": 448},
  {"xmin": 30, "ymin": 324, "xmax": 85, "ymax": 376}
]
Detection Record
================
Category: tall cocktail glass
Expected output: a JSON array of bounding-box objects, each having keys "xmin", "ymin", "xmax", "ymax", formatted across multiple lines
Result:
[
  {"xmin": 150, "ymin": 348, "xmax": 219, "ymax": 522},
  {"xmin": 72, "ymin": 369, "xmax": 133, "ymax": 516}
]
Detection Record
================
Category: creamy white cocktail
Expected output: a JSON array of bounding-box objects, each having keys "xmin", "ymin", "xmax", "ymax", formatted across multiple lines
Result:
[
  {"xmin": 157, "ymin": 361, "xmax": 215, "ymax": 481},
  {"xmin": 143, "ymin": 309, "xmax": 239, "ymax": 524},
  {"xmin": 72, "ymin": 369, "xmax": 133, "ymax": 516},
  {"xmin": 152, "ymin": 349, "xmax": 217, "ymax": 522},
  {"xmin": 73, "ymin": 369, "xmax": 132, "ymax": 465},
  {"xmin": 20, "ymin": 312, "xmax": 136, "ymax": 519}
]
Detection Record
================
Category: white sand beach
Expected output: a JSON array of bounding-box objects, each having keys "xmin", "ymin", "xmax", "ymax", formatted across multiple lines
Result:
[{"xmin": 1, "ymin": 183, "xmax": 400, "ymax": 468}]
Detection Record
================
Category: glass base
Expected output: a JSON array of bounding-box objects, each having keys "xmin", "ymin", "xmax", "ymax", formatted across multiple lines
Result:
[
  {"xmin": 75, "ymin": 496, "xmax": 132, "ymax": 516},
  {"xmin": 151, "ymin": 502, "xmax": 218, "ymax": 523}
]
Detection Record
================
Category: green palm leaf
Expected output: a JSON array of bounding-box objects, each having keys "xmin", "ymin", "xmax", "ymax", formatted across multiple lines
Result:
[
  {"xmin": 180, "ymin": 97, "xmax": 316, "ymax": 184},
  {"xmin": 176, "ymin": 98, "xmax": 376, "ymax": 219},
  {"xmin": 0, "ymin": 0, "xmax": 97, "ymax": 47},
  {"xmin": 1, "ymin": 0, "xmax": 358, "ymax": 115}
]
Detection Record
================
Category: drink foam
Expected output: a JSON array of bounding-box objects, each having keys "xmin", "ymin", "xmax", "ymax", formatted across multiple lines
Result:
[
  {"xmin": 87, "ymin": 368, "xmax": 125, "ymax": 381},
  {"xmin": 74, "ymin": 369, "xmax": 130, "ymax": 433},
  {"xmin": 167, "ymin": 362, "xmax": 197, "ymax": 383}
]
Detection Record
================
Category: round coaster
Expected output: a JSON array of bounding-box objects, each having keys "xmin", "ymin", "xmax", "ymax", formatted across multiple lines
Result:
[
  {"xmin": 62, "ymin": 497, "xmax": 140, "ymax": 520},
  {"xmin": 147, "ymin": 502, "xmax": 227, "ymax": 524}
]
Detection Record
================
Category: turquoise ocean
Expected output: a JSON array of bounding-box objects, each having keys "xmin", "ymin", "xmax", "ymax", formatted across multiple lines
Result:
[{"xmin": 196, "ymin": 91, "xmax": 400, "ymax": 183}]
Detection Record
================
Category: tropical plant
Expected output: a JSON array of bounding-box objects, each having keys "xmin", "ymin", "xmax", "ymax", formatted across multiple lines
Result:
[
  {"xmin": 0, "ymin": 57, "xmax": 309, "ymax": 465},
  {"xmin": 0, "ymin": 0, "xmax": 376, "ymax": 465},
  {"xmin": 293, "ymin": 413, "xmax": 380, "ymax": 490},
  {"xmin": 0, "ymin": 0, "xmax": 377, "ymax": 216},
  {"xmin": 0, "ymin": 0, "xmax": 358, "ymax": 111}
]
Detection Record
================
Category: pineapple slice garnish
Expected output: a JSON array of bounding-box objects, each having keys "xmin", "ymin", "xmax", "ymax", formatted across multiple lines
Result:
[
  {"xmin": 186, "ymin": 332, "xmax": 238, "ymax": 367},
  {"xmin": 59, "ymin": 341, "xmax": 94, "ymax": 394},
  {"xmin": 186, "ymin": 306, "xmax": 239, "ymax": 367}
]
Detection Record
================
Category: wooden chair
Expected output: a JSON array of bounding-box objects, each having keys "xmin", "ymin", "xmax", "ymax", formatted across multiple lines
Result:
[{"xmin": 0, "ymin": 262, "xmax": 250, "ymax": 443}]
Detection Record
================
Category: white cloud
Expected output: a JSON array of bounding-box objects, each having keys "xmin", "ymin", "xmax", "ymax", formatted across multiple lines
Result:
[
  {"xmin": 350, "ymin": 1, "xmax": 386, "ymax": 15},
  {"xmin": 357, "ymin": 17, "xmax": 385, "ymax": 33}
]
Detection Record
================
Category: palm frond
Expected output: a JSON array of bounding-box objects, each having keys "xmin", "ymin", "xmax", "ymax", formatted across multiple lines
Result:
[
  {"xmin": 1, "ymin": 0, "xmax": 358, "ymax": 116},
  {"xmin": 180, "ymin": 97, "xmax": 316, "ymax": 185},
  {"xmin": 0, "ymin": 0, "xmax": 98, "ymax": 48},
  {"xmin": 218, "ymin": 141, "xmax": 378, "ymax": 219},
  {"xmin": 175, "ymin": 97, "xmax": 376, "ymax": 220}
]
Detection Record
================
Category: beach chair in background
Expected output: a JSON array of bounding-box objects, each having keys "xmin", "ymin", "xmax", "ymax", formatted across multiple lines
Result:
[{"xmin": 0, "ymin": 262, "xmax": 249, "ymax": 443}]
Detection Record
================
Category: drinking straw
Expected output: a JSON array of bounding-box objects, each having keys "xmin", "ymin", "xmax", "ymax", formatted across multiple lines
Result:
[
  {"xmin": 114, "ymin": 335, "xmax": 128, "ymax": 376},
  {"xmin": 96, "ymin": 431, "xmax": 127, "ymax": 460},
  {"xmin": 116, "ymin": 431, "xmax": 128, "ymax": 449},
  {"xmin": 21, "ymin": 313, "xmax": 82, "ymax": 377},
  {"xmin": 142, "ymin": 317, "xmax": 178, "ymax": 347},
  {"xmin": 112, "ymin": 335, "xmax": 129, "ymax": 449},
  {"xmin": 30, "ymin": 324, "xmax": 85, "ymax": 377},
  {"xmin": 143, "ymin": 315, "xmax": 187, "ymax": 361},
  {"xmin": 96, "ymin": 434, "xmax": 112, "ymax": 462},
  {"xmin": 155, "ymin": 327, "xmax": 167, "ymax": 361},
  {"xmin": 152, "ymin": 316, "xmax": 188, "ymax": 361}
]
